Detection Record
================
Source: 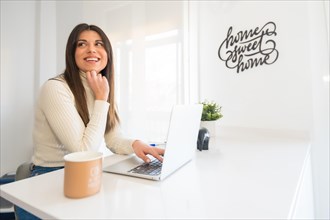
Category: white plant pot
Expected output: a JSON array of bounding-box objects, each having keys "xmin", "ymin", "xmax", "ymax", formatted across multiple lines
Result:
[{"xmin": 200, "ymin": 120, "xmax": 217, "ymax": 137}]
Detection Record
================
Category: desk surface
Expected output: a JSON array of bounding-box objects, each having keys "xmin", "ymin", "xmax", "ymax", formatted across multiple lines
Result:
[{"xmin": 0, "ymin": 127, "xmax": 310, "ymax": 219}]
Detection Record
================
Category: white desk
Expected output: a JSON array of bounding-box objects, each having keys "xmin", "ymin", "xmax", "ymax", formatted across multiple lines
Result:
[{"xmin": 0, "ymin": 128, "xmax": 310, "ymax": 219}]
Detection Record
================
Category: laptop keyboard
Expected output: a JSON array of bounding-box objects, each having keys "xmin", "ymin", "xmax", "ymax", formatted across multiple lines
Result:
[{"xmin": 128, "ymin": 160, "xmax": 162, "ymax": 176}]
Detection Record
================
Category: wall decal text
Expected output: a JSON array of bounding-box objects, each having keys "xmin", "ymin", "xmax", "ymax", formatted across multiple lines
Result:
[{"xmin": 218, "ymin": 21, "xmax": 279, "ymax": 73}]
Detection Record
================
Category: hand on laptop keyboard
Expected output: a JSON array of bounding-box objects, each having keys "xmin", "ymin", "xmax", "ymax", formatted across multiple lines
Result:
[
  {"xmin": 129, "ymin": 159, "xmax": 162, "ymax": 176},
  {"xmin": 132, "ymin": 140, "xmax": 165, "ymax": 163}
]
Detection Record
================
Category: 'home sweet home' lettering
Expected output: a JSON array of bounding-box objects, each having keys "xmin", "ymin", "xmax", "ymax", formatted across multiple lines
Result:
[{"xmin": 218, "ymin": 21, "xmax": 279, "ymax": 73}]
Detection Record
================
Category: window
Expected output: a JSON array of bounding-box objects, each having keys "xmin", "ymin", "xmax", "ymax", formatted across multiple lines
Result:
[{"xmin": 106, "ymin": 1, "xmax": 194, "ymax": 142}]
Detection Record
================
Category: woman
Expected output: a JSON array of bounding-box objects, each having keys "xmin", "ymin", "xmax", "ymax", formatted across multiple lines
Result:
[{"xmin": 17, "ymin": 23, "xmax": 164, "ymax": 219}]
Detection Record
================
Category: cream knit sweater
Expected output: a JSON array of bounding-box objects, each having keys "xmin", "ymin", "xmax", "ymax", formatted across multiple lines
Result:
[{"xmin": 32, "ymin": 71, "xmax": 135, "ymax": 167}]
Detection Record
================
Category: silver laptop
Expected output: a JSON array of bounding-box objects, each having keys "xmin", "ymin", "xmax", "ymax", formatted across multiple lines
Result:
[{"xmin": 103, "ymin": 104, "xmax": 203, "ymax": 181}]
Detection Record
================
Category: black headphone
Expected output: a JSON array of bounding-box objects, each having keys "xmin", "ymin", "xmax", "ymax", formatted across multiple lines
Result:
[{"xmin": 197, "ymin": 127, "xmax": 210, "ymax": 151}]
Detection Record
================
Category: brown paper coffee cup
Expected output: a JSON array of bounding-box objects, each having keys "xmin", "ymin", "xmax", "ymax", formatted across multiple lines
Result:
[{"xmin": 64, "ymin": 151, "xmax": 103, "ymax": 198}]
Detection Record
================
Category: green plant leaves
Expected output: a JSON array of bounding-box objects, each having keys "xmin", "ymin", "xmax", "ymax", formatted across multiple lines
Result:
[{"xmin": 201, "ymin": 101, "xmax": 223, "ymax": 121}]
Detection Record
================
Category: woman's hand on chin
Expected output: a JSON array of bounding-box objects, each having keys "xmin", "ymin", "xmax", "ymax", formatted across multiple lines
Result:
[{"xmin": 86, "ymin": 70, "xmax": 109, "ymax": 101}]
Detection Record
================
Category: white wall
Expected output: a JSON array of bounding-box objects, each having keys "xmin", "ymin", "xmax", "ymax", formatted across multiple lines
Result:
[
  {"xmin": 196, "ymin": 1, "xmax": 329, "ymax": 219},
  {"xmin": 38, "ymin": 1, "xmax": 57, "ymax": 87},
  {"xmin": 0, "ymin": 1, "xmax": 88, "ymax": 176},
  {"xmin": 1, "ymin": 1, "xmax": 37, "ymax": 175},
  {"xmin": 56, "ymin": 2, "xmax": 84, "ymax": 73},
  {"xmin": 198, "ymin": 1, "xmax": 313, "ymax": 132},
  {"xmin": 307, "ymin": 1, "xmax": 330, "ymax": 219}
]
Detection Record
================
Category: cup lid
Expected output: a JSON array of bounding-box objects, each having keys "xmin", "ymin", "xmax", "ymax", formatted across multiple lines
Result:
[{"xmin": 64, "ymin": 151, "xmax": 103, "ymax": 162}]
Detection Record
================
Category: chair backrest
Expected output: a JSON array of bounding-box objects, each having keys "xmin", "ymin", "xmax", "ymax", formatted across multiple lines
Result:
[
  {"xmin": 14, "ymin": 162, "xmax": 33, "ymax": 220},
  {"xmin": 15, "ymin": 162, "xmax": 32, "ymax": 181}
]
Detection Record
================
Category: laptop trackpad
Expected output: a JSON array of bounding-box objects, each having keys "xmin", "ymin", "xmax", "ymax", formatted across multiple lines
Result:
[{"xmin": 105, "ymin": 156, "xmax": 144, "ymax": 173}]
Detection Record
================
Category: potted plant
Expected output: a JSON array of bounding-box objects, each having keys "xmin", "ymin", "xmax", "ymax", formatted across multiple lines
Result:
[{"xmin": 200, "ymin": 100, "xmax": 223, "ymax": 137}]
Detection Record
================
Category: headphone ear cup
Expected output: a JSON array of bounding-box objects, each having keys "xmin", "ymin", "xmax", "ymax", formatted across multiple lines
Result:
[
  {"xmin": 197, "ymin": 128, "xmax": 204, "ymax": 151},
  {"xmin": 203, "ymin": 136, "xmax": 209, "ymax": 150},
  {"xmin": 197, "ymin": 135, "xmax": 203, "ymax": 151}
]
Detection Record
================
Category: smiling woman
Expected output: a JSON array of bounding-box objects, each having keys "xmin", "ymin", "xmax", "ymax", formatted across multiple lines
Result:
[
  {"xmin": 15, "ymin": 23, "xmax": 165, "ymax": 220},
  {"xmin": 62, "ymin": 24, "xmax": 115, "ymax": 129},
  {"xmin": 75, "ymin": 31, "xmax": 107, "ymax": 74}
]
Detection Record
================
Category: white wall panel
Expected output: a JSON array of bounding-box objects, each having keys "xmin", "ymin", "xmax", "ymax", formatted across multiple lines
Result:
[
  {"xmin": 198, "ymin": 1, "xmax": 314, "ymax": 132},
  {"xmin": 196, "ymin": 1, "xmax": 329, "ymax": 219},
  {"xmin": 1, "ymin": 1, "xmax": 37, "ymax": 175}
]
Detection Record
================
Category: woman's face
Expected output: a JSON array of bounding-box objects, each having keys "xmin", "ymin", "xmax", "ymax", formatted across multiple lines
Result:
[{"xmin": 75, "ymin": 30, "xmax": 108, "ymax": 73}]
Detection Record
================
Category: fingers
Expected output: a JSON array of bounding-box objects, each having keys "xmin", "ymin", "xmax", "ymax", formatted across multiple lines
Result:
[
  {"xmin": 155, "ymin": 147, "xmax": 165, "ymax": 156},
  {"xmin": 141, "ymin": 147, "xmax": 164, "ymax": 163},
  {"xmin": 87, "ymin": 70, "xmax": 104, "ymax": 81},
  {"xmin": 86, "ymin": 70, "xmax": 100, "ymax": 85},
  {"xmin": 86, "ymin": 70, "xmax": 98, "ymax": 79},
  {"xmin": 132, "ymin": 140, "xmax": 165, "ymax": 163},
  {"xmin": 139, "ymin": 154, "xmax": 152, "ymax": 163},
  {"xmin": 86, "ymin": 70, "xmax": 109, "ymax": 101},
  {"xmin": 149, "ymin": 148, "xmax": 164, "ymax": 162}
]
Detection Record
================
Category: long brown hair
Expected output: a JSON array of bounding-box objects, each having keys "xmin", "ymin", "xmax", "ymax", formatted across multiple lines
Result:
[{"xmin": 63, "ymin": 23, "xmax": 119, "ymax": 132}]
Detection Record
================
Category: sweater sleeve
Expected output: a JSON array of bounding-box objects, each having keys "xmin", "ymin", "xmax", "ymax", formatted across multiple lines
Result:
[
  {"xmin": 104, "ymin": 125, "xmax": 135, "ymax": 155},
  {"xmin": 40, "ymin": 80, "xmax": 109, "ymax": 152}
]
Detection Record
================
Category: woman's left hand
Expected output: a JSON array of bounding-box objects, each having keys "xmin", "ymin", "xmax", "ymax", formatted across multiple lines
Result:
[
  {"xmin": 132, "ymin": 140, "xmax": 165, "ymax": 163},
  {"xmin": 86, "ymin": 70, "xmax": 109, "ymax": 101}
]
